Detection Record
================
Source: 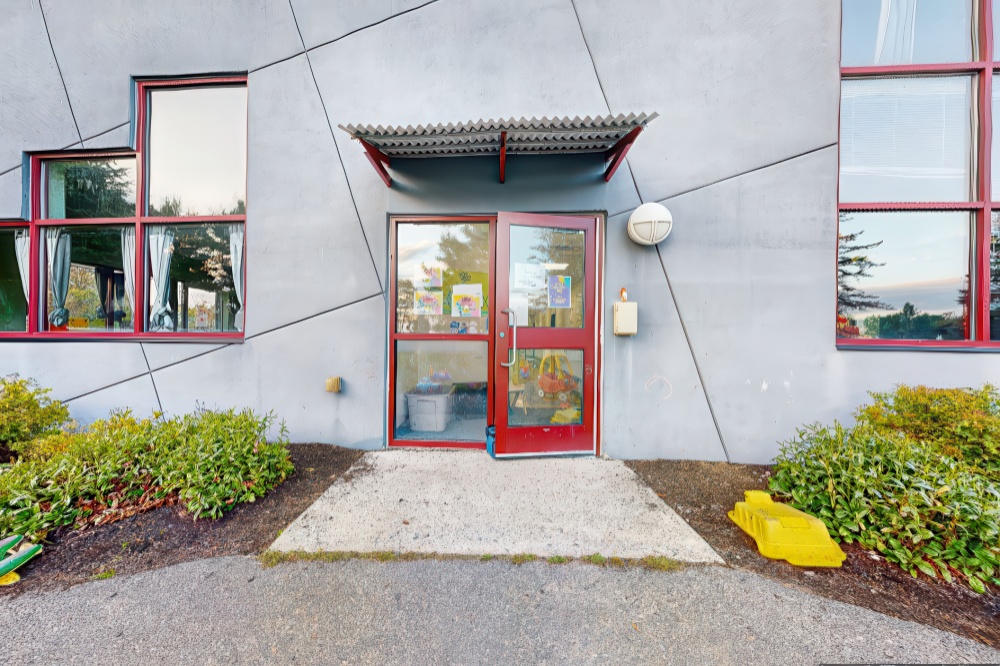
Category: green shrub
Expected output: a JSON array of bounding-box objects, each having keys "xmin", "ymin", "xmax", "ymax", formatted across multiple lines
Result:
[
  {"xmin": 0, "ymin": 408, "xmax": 294, "ymax": 540},
  {"xmin": 769, "ymin": 422, "xmax": 1000, "ymax": 593},
  {"xmin": 857, "ymin": 385, "xmax": 1000, "ymax": 475},
  {"xmin": 0, "ymin": 375, "xmax": 70, "ymax": 451}
]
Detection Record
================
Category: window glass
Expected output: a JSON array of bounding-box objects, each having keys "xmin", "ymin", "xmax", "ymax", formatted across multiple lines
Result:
[
  {"xmin": 508, "ymin": 348, "xmax": 583, "ymax": 427},
  {"xmin": 0, "ymin": 228, "xmax": 29, "ymax": 332},
  {"xmin": 837, "ymin": 212, "xmax": 971, "ymax": 340},
  {"xmin": 44, "ymin": 158, "xmax": 136, "ymax": 218},
  {"xmin": 992, "ymin": 75, "xmax": 1000, "ymax": 200},
  {"xmin": 42, "ymin": 225, "xmax": 134, "ymax": 333},
  {"xmin": 396, "ymin": 222, "xmax": 490, "ymax": 334},
  {"xmin": 146, "ymin": 223, "xmax": 244, "ymax": 333},
  {"xmin": 147, "ymin": 86, "xmax": 248, "ymax": 216},
  {"xmin": 508, "ymin": 225, "xmax": 585, "ymax": 329},
  {"xmin": 840, "ymin": 76, "xmax": 975, "ymax": 203},
  {"xmin": 394, "ymin": 339, "xmax": 487, "ymax": 442},
  {"xmin": 841, "ymin": 0, "xmax": 974, "ymax": 66},
  {"xmin": 991, "ymin": 212, "xmax": 1000, "ymax": 340}
]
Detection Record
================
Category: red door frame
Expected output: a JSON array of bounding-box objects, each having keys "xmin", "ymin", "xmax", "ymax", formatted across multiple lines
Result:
[
  {"xmin": 385, "ymin": 213, "xmax": 604, "ymax": 455},
  {"xmin": 386, "ymin": 216, "xmax": 496, "ymax": 449},
  {"xmin": 491, "ymin": 212, "xmax": 600, "ymax": 457}
]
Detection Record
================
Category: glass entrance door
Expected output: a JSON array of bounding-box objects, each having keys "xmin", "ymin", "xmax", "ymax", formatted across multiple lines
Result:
[{"xmin": 492, "ymin": 212, "xmax": 599, "ymax": 456}]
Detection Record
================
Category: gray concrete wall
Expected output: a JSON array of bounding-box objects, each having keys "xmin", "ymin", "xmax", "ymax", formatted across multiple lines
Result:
[{"xmin": 2, "ymin": 0, "xmax": 998, "ymax": 462}]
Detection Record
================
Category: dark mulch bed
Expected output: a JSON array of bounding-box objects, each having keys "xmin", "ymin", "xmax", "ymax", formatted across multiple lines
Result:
[
  {"xmin": 1, "ymin": 443, "xmax": 363, "ymax": 597},
  {"xmin": 627, "ymin": 459, "xmax": 1000, "ymax": 649}
]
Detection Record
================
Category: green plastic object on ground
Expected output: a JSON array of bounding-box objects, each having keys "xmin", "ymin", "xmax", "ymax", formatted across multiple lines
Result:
[
  {"xmin": 728, "ymin": 490, "xmax": 846, "ymax": 567},
  {"xmin": 0, "ymin": 534, "xmax": 43, "ymax": 580}
]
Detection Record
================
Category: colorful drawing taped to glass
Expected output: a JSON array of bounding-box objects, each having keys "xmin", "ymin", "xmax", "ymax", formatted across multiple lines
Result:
[
  {"xmin": 414, "ymin": 265, "xmax": 443, "ymax": 288},
  {"xmin": 547, "ymin": 275, "xmax": 571, "ymax": 308},
  {"xmin": 414, "ymin": 290, "xmax": 443, "ymax": 316},
  {"xmin": 451, "ymin": 293, "xmax": 482, "ymax": 318}
]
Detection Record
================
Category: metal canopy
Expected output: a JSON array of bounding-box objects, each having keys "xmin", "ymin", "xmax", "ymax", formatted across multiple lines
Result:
[{"xmin": 338, "ymin": 112, "xmax": 658, "ymax": 187}]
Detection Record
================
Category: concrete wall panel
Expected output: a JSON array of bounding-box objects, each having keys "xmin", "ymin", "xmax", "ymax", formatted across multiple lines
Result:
[
  {"xmin": 141, "ymin": 343, "xmax": 229, "ymax": 371},
  {"xmin": 151, "ymin": 295, "xmax": 385, "ymax": 448},
  {"xmin": 42, "ymin": 0, "xmax": 303, "ymax": 138},
  {"xmin": 0, "ymin": 168, "xmax": 22, "ymax": 219},
  {"xmin": 574, "ymin": 0, "xmax": 841, "ymax": 203},
  {"xmin": 290, "ymin": 0, "xmax": 436, "ymax": 50},
  {"xmin": 601, "ymin": 212, "xmax": 727, "ymax": 461},
  {"xmin": 1, "ymin": 342, "xmax": 149, "ymax": 402},
  {"xmin": 64, "ymin": 374, "xmax": 161, "ymax": 425},
  {"xmin": 0, "ymin": 1, "xmax": 79, "ymax": 171},
  {"xmin": 82, "ymin": 123, "xmax": 131, "ymax": 150},
  {"xmin": 244, "ymin": 54, "xmax": 382, "ymax": 336}
]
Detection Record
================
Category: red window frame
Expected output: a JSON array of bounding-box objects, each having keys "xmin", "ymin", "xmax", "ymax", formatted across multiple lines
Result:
[
  {"xmin": 386, "ymin": 215, "xmax": 497, "ymax": 450},
  {"xmin": 837, "ymin": 0, "xmax": 998, "ymax": 349},
  {"xmin": 0, "ymin": 75, "xmax": 247, "ymax": 341}
]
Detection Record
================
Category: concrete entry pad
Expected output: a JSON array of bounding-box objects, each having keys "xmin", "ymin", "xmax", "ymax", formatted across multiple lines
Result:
[{"xmin": 271, "ymin": 449, "xmax": 723, "ymax": 562}]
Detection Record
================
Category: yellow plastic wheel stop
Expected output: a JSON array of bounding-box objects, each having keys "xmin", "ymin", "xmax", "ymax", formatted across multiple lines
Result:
[
  {"xmin": 728, "ymin": 490, "xmax": 846, "ymax": 567},
  {"xmin": 0, "ymin": 572, "xmax": 20, "ymax": 586}
]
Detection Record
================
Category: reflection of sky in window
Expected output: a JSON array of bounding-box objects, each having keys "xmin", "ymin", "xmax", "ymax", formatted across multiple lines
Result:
[
  {"xmin": 148, "ymin": 86, "xmax": 247, "ymax": 216},
  {"xmin": 397, "ymin": 225, "xmax": 448, "ymax": 282},
  {"xmin": 840, "ymin": 211, "xmax": 970, "ymax": 316},
  {"xmin": 842, "ymin": 0, "xmax": 972, "ymax": 66},
  {"xmin": 840, "ymin": 76, "xmax": 973, "ymax": 202}
]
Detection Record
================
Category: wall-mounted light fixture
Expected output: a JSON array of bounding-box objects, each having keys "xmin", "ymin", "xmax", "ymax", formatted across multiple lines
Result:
[{"xmin": 627, "ymin": 202, "xmax": 673, "ymax": 246}]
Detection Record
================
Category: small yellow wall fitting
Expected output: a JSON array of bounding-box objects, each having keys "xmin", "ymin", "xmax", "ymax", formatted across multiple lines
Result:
[
  {"xmin": 728, "ymin": 490, "xmax": 846, "ymax": 567},
  {"xmin": 325, "ymin": 377, "xmax": 342, "ymax": 393}
]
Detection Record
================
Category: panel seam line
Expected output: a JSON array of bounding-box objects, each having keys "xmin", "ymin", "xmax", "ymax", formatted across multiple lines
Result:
[
  {"xmin": 656, "ymin": 244, "xmax": 731, "ymax": 463},
  {"xmin": 38, "ymin": 1, "xmax": 83, "ymax": 145},
  {"xmin": 139, "ymin": 344, "xmax": 164, "ymax": 413},
  {"xmin": 288, "ymin": 0, "xmax": 384, "ymax": 292}
]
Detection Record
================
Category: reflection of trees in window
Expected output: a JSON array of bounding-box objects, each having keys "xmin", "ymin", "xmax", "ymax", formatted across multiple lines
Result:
[
  {"xmin": 437, "ymin": 224, "xmax": 490, "ymax": 322},
  {"xmin": 862, "ymin": 301, "xmax": 964, "ymax": 340},
  {"xmin": 50, "ymin": 160, "xmax": 135, "ymax": 218},
  {"xmin": 837, "ymin": 215, "xmax": 890, "ymax": 316},
  {"xmin": 528, "ymin": 227, "xmax": 584, "ymax": 328},
  {"xmin": 150, "ymin": 197, "xmax": 245, "ymax": 217},
  {"xmin": 170, "ymin": 225, "xmax": 235, "ymax": 292}
]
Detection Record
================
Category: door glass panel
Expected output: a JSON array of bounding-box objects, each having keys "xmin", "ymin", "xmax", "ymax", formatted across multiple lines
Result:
[
  {"xmin": 395, "ymin": 340, "xmax": 488, "ymax": 442},
  {"xmin": 396, "ymin": 222, "xmax": 490, "ymax": 334},
  {"xmin": 508, "ymin": 348, "xmax": 583, "ymax": 427},
  {"xmin": 508, "ymin": 225, "xmax": 584, "ymax": 328}
]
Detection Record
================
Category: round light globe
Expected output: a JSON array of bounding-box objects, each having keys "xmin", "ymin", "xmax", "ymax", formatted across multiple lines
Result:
[{"xmin": 627, "ymin": 202, "xmax": 673, "ymax": 246}]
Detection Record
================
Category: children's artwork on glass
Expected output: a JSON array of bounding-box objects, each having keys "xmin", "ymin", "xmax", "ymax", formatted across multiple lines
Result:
[
  {"xmin": 451, "ymin": 283, "xmax": 483, "ymax": 317},
  {"xmin": 451, "ymin": 293, "xmax": 482, "ymax": 318},
  {"xmin": 414, "ymin": 290, "xmax": 443, "ymax": 315},
  {"xmin": 547, "ymin": 275, "xmax": 571, "ymax": 308},
  {"xmin": 414, "ymin": 265, "xmax": 443, "ymax": 288}
]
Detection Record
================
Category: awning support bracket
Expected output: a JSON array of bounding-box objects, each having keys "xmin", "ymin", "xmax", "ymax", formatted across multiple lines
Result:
[
  {"xmin": 499, "ymin": 131, "xmax": 507, "ymax": 184},
  {"xmin": 359, "ymin": 137, "xmax": 392, "ymax": 187},
  {"xmin": 603, "ymin": 126, "xmax": 642, "ymax": 183}
]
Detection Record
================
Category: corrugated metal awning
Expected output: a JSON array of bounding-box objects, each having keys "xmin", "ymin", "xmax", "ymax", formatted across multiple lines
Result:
[{"xmin": 338, "ymin": 112, "xmax": 657, "ymax": 186}]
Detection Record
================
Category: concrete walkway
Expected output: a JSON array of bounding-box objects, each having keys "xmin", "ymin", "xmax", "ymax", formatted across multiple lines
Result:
[
  {"xmin": 271, "ymin": 449, "xmax": 722, "ymax": 562},
  {"xmin": 2, "ymin": 556, "xmax": 997, "ymax": 665}
]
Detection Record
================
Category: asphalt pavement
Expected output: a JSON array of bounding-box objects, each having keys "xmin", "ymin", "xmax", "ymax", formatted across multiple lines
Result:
[{"xmin": 2, "ymin": 556, "xmax": 997, "ymax": 665}]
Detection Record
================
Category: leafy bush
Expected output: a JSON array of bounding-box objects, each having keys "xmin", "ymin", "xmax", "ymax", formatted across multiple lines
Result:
[
  {"xmin": 770, "ymin": 422, "xmax": 1000, "ymax": 593},
  {"xmin": 856, "ymin": 385, "xmax": 1000, "ymax": 476},
  {"xmin": 0, "ymin": 408, "xmax": 294, "ymax": 540},
  {"xmin": 0, "ymin": 375, "xmax": 70, "ymax": 451}
]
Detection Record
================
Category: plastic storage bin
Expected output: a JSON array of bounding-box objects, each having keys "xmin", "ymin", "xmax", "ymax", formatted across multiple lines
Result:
[{"xmin": 405, "ymin": 390, "xmax": 453, "ymax": 432}]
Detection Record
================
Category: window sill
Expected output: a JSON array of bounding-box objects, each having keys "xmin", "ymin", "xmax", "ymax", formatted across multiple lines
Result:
[
  {"xmin": 837, "ymin": 338, "xmax": 1000, "ymax": 352},
  {"xmin": 0, "ymin": 332, "xmax": 244, "ymax": 343}
]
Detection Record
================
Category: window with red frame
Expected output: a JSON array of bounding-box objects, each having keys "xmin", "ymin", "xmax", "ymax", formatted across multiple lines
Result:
[
  {"xmin": 0, "ymin": 77, "xmax": 247, "ymax": 339},
  {"xmin": 838, "ymin": 0, "xmax": 1000, "ymax": 346}
]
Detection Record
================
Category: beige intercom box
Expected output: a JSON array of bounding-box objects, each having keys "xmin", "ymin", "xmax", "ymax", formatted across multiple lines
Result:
[{"xmin": 613, "ymin": 301, "xmax": 638, "ymax": 336}]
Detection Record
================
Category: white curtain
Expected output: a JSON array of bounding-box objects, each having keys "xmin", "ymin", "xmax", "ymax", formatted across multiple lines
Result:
[
  {"xmin": 13, "ymin": 229, "xmax": 29, "ymax": 302},
  {"xmin": 228, "ymin": 223, "xmax": 244, "ymax": 331},
  {"xmin": 875, "ymin": 0, "xmax": 917, "ymax": 65},
  {"xmin": 147, "ymin": 226, "xmax": 175, "ymax": 331},
  {"xmin": 45, "ymin": 228, "xmax": 71, "ymax": 327},
  {"xmin": 120, "ymin": 227, "xmax": 135, "ymax": 314}
]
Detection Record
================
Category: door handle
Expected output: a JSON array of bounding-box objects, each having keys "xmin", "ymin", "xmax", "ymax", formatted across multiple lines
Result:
[{"xmin": 500, "ymin": 308, "xmax": 518, "ymax": 367}]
